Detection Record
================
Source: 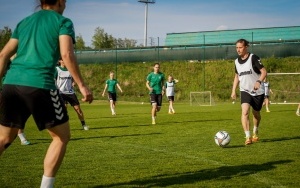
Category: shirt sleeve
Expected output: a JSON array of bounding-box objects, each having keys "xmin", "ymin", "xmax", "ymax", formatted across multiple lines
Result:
[
  {"xmin": 60, "ymin": 18, "xmax": 75, "ymax": 44},
  {"xmin": 252, "ymin": 54, "xmax": 264, "ymax": 74}
]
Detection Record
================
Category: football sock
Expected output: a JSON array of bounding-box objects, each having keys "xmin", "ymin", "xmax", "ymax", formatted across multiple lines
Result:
[
  {"xmin": 245, "ymin": 131, "xmax": 251, "ymax": 138},
  {"xmin": 18, "ymin": 133, "xmax": 26, "ymax": 142},
  {"xmin": 81, "ymin": 121, "xmax": 86, "ymax": 126},
  {"xmin": 253, "ymin": 126, "xmax": 258, "ymax": 135},
  {"xmin": 41, "ymin": 175, "xmax": 55, "ymax": 188}
]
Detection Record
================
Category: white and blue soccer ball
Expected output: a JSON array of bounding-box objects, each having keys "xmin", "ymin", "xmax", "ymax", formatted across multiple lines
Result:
[{"xmin": 214, "ymin": 131, "xmax": 231, "ymax": 147}]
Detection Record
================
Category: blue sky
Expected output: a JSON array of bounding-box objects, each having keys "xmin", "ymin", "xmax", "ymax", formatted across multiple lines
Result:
[{"xmin": 0, "ymin": 0, "xmax": 299, "ymax": 46}]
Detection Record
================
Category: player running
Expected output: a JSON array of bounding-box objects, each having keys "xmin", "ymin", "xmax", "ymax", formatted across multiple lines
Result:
[
  {"xmin": 146, "ymin": 63, "xmax": 165, "ymax": 125},
  {"xmin": 56, "ymin": 58, "xmax": 89, "ymax": 130}
]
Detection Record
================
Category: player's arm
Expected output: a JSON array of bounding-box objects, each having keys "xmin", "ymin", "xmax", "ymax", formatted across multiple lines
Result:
[
  {"xmin": 252, "ymin": 55, "xmax": 267, "ymax": 90},
  {"xmin": 116, "ymin": 83, "xmax": 123, "ymax": 93},
  {"xmin": 59, "ymin": 35, "xmax": 93, "ymax": 103},
  {"xmin": 102, "ymin": 84, "xmax": 108, "ymax": 97},
  {"xmin": 0, "ymin": 39, "xmax": 18, "ymax": 79}
]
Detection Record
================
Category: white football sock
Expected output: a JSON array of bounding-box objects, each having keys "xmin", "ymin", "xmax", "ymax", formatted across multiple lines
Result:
[{"xmin": 41, "ymin": 175, "xmax": 55, "ymax": 188}]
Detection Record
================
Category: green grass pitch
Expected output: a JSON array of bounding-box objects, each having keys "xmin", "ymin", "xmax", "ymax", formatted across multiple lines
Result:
[{"xmin": 0, "ymin": 101, "xmax": 299, "ymax": 187}]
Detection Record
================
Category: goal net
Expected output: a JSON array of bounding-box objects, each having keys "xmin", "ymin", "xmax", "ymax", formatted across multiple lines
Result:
[
  {"xmin": 267, "ymin": 73, "xmax": 300, "ymax": 104},
  {"xmin": 190, "ymin": 91, "xmax": 214, "ymax": 106}
]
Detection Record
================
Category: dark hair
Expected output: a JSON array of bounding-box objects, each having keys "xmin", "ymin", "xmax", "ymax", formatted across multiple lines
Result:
[
  {"xmin": 236, "ymin": 39, "xmax": 249, "ymax": 47},
  {"xmin": 40, "ymin": 0, "xmax": 58, "ymax": 6}
]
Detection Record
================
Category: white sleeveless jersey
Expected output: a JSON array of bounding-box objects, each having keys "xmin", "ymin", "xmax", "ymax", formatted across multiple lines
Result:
[
  {"xmin": 235, "ymin": 54, "xmax": 264, "ymax": 96},
  {"xmin": 165, "ymin": 81, "xmax": 175, "ymax": 97},
  {"xmin": 264, "ymin": 82, "xmax": 270, "ymax": 96},
  {"xmin": 56, "ymin": 67, "xmax": 74, "ymax": 94}
]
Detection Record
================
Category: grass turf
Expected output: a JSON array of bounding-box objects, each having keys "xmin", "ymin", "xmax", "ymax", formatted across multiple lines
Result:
[{"xmin": 0, "ymin": 101, "xmax": 299, "ymax": 187}]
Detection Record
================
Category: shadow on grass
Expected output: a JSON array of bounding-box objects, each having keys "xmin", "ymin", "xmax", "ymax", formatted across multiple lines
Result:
[
  {"xmin": 93, "ymin": 160, "xmax": 293, "ymax": 188},
  {"xmin": 261, "ymin": 136, "xmax": 300, "ymax": 142}
]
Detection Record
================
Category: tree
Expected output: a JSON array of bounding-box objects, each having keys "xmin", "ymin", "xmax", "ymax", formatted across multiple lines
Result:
[
  {"xmin": 114, "ymin": 38, "xmax": 137, "ymax": 48},
  {"xmin": 75, "ymin": 34, "xmax": 86, "ymax": 50},
  {"xmin": 0, "ymin": 26, "xmax": 12, "ymax": 50},
  {"xmin": 92, "ymin": 27, "xmax": 114, "ymax": 49}
]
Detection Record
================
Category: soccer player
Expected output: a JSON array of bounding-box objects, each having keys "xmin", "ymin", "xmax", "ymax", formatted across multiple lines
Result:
[
  {"xmin": 0, "ymin": 1, "xmax": 93, "ymax": 188},
  {"xmin": 56, "ymin": 58, "xmax": 89, "ymax": 130},
  {"xmin": 146, "ymin": 63, "xmax": 165, "ymax": 125},
  {"xmin": 296, "ymin": 103, "xmax": 300, "ymax": 116},
  {"xmin": 263, "ymin": 78, "xmax": 273, "ymax": 112},
  {"xmin": 165, "ymin": 75, "xmax": 179, "ymax": 114},
  {"xmin": 231, "ymin": 39, "xmax": 267, "ymax": 145},
  {"xmin": 102, "ymin": 72, "xmax": 123, "ymax": 115}
]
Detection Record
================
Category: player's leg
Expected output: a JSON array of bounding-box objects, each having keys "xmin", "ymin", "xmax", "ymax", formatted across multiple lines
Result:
[
  {"xmin": 251, "ymin": 94, "xmax": 264, "ymax": 142},
  {"xmin": 296, "ymin": 103, "xmax": 300, "ymax": 116},
  {"xmin": 18, "ymin": 129, "xmax": 31, "ymax": 145},
  {"xmin": 150, "ymin": 94, "xmax": 157, "ymax": 124},
  {"xmin": 43, "ymin": 122, "xmax": 70, "ymax": 177},
  {"xmin": 265, "ymin": 96, "xmax": 270, "ymax": 112},
  {"xmin": 41, "ymin": 122, "xmax": 70, "ymax": 188},
  {"xmin": 0, "ymin": 126, "xmax": 19, "ymax": 155},
  {"xmin": 240, "ymin": 92, "xmax": 252, "ymax": 145}
]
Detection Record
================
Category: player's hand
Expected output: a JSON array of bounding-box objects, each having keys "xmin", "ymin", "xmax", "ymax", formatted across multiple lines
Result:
[
  {"xmin": 79, "ymin": 85, "xmax": 93, "ymax": 104},
  {"xmin": 231, "ymin": 92, "xmax": 236, "ymax": 100},
  {"xmin": 174, "ymin": 79, "xmax": 179, "ymax": 83},
  {"xmin": 254, "ymin": 81, "xmax": 261, "ymax": 90}
]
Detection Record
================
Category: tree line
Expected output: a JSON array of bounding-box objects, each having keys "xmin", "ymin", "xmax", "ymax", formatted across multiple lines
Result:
[{"xmin": 0, "ymin": 26, "xmax": 140, "ymax": 51}]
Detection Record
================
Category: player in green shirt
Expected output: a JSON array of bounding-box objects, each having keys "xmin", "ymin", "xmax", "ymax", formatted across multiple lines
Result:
[
  {"xmin": 0, "ymin": 1, "xmax": 93, "ymax": 187},
  {"xmin": 102, "ymin": 72, "xmax": 123, "ymax": 115},
  {"xmin": 146, "ymin": 63, "xmax": 165, "ymax": 125}
]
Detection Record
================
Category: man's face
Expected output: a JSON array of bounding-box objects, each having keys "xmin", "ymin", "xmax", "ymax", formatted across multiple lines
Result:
[
  {"xmin": 154, "ymin": 65, "xmax": 160, "ymax": 73},
  {"xmin": 236, "ymin": 42, "xmax": 248, "ymax": 57}
]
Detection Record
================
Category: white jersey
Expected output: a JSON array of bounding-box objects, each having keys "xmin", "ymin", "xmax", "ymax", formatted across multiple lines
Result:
[
  {"xmin": 56, "ymin": 66, "xmax": 74, "ymax": 94},
  {"xmin": 264, "ymin": 82, "xmax": 270, "ymax": 96},
  {"xmin": 235, "ymin": 54, "xmax": 264, "ymax": 96},
  {"xmin": 165, "ymin": 81, "xmax": 176, "ymax": 97}
]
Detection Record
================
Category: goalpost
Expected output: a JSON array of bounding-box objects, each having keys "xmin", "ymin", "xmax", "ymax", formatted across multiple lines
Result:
[
  {"xmin": 267, "ymin": 73, "xmax": 300, "ymax": 104},
  {"xmin": 190, "ymin": 91, "xmax": 214, "ymax": 106}
]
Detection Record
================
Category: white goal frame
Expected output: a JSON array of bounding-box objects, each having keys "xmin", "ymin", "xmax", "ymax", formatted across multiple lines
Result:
[{"xmin": 190, "ymin": 91, "xmax": 213, "ymax": 106}]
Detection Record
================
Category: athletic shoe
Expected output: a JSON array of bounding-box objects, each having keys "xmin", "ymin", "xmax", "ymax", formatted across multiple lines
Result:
[
  {"xmin": 21, "ymin": 140, "xmax": 31, "ymax": 145},
  {"xmin": 168, "ymin": 112, "xmax": 173, "ymax": 114},
  {"xmin": 152, "ymin": 119, "xmax": 156, "ymax": 125},
  {"xmin": 83, "ymin": 125, "xmax": 89, "ymax": 130},
  {"xmin": 252, "ymin": 134, "xmax": 259, "ymax": 142},
  {"xmin": 112, "ymin": 112, "xmax": 116, "ymax": 116},
  {"xmin": 266, "ymin": 110, "xmax": 270, "ymax": 112},
  {"xmin": 296, "ymin": 111, "xmax": 300, "ymax": 116},
  {"xmin": 245, "ymin": 137, "xmax": 252, "ymax": 145}
]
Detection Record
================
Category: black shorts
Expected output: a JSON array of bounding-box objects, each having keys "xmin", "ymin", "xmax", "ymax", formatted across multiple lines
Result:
[
  {"xmin": 150, "ymin": 94, "xmax": 162, "ymax": 107},
  {"xmin": 60, "ymin": 93, "xmax": 80, "ymax": 106},
  {"xmin": 0, "ymin": 85, "xmax": 69, "ymax": 131},
  {"xmin": 108, "ymin": 92, "xmax": 117, "ymax": 101},
  {"xmin": 167, "ymin": 96, "xmax": 175, "ymax": 102},
  {"xmin": 241, "ymin": 91, "xmax": 265, "ymax": 111}
]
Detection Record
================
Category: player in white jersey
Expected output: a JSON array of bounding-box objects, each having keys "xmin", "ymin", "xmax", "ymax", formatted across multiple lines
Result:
[
  {"xmin": 263, "ymin": 78, "xmax": 273, "ymax": 112},
  {"xmin": 56, "ymin": 58, "xmax": 89, "ymax": 130},
  {"xmin": 296, "ymin": 103, "xmax": 300, "ymax": 116},
  {"xmin": 231, "ymin": 39, "xmax": 267, "ymax": 145},
  {"xmin": 165, "ymin": 75, "xmax": 178, "ymax": 114}
]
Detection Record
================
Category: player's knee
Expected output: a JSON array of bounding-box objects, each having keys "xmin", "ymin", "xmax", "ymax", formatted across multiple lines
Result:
[{"xmin": 156, "ymin": 107, "xmax": 161, "ymax": 112}]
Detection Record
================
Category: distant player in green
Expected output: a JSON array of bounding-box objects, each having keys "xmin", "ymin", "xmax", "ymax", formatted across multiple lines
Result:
[
  {"xmin": 165, "ymin": 75, "xmax": 179, "ymax": 114},
  {"xmin": 146, "ymin": 63, "xmax": 165, "ymax": 125},
  {"xmin": 102, "ymin": 72, "xmax": 123, "ymax": 115}
]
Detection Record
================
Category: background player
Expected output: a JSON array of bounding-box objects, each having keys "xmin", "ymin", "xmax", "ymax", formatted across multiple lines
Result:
[
  {"xmin": 263, "ymin": 78, "xmax": 273, "ymax": 112},
  {"xmin": 165, "ymin": 75, "xmax": 178, "ymax": 114},
  {"xmin": 146, "ymin": 63, "xmax": 165, "ymax": 125},
  {"xmin": 102, "ymin": 71, "xmax": 123, "ymax": 115},
  {"xmin": 56, "ymin": 58, "xmax": 89, "ymax": 130}
]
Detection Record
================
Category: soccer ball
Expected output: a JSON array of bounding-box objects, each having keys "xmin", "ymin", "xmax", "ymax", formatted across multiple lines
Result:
[{"xmin": 214, "ymin": 131, "xmax": 231, "ymax": 147}]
